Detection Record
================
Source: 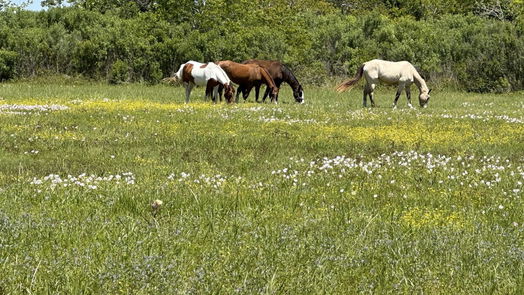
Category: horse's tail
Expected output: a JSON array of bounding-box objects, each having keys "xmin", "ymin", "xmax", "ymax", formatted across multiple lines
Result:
[{"xmin": 336, "ymin": 64, "xmax": 364, "ymax": 93}]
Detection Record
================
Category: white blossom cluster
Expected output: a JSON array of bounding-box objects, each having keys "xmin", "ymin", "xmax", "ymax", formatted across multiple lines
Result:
[
  {"xmin": 258, "ymin": 115, "xmax": 318, "ymax": 124},
  {"xmin": 438, "ymin": 113, "xmax": 523, "ymax": 124},
  {"xmin": 175, "ymin": 106, "xmax": 196, "ymax": 114},
  {"xmin": 30, "ymin": 172, "xmax": 135, "ymax": 191},
  {"xmin": 168, "ymin": 172, "xmax": 229, "ymax": 190},
  {"xmin": 271, "ymin": 151, "xmax": 524, "ymax": 194},
  {"xmin": 0, "ymin": 104, "xmax": 69, "ymax": 114}
]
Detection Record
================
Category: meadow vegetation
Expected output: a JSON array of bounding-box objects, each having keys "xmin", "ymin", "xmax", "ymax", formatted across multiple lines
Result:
[{"xmin": 1, "ymin": 81, "xmax": 523, "ymax": 293}]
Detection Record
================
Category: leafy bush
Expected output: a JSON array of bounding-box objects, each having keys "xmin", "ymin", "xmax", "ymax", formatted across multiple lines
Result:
[
  {"xmin": 0, "ymin": 49, "xmax": 17, "ymax": 80},
  {"xmin": 0, "ymin": 3, "xmax": 523, "ymax": 91},
  {"xmin": 109, "ymin": 59, "xmax": 129, "ymax": 84}
]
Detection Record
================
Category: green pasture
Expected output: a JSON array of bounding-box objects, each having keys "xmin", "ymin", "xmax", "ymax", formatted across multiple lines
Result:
[{"xmin": 1, "ymin": 80, "xmax": 524, "ymax": 294}]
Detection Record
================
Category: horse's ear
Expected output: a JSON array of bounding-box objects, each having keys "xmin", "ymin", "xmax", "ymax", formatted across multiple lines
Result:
[{"xmin": 428, "ymin": 89, "xmax": 432, "ymax": 95}]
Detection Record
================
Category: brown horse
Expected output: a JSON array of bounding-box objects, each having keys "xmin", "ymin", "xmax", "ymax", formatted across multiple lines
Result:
[
  {"xmin": 242, "ymin": 60, "xmax": 304, "ymax": 103},
  {"xmin": 217, "ymin": 60, "xmax": 279, "ymax": 103}
]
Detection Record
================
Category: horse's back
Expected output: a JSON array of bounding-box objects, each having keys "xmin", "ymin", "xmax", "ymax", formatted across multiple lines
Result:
[
  {"xmin": 364, "ymin": 59, "xmax": 416, "ymax": 84},
  {"xmin": 217, "ymin": 60, "xmax": 238, "ymax": 71},
  {"xmin": 219, "ymin": 60, "xmax": 259, "ymax": 82},
  {"xmin": 365, "ymin": 59, "xmax": 413, "ymax": 70},
  {"xmin": 184, "ymin": 61, "xmax": 210, "ymax": 86},
  {"xmin": 243, "ymin": 59, "xmax": 279, "ymax": 66},
  {"xmin": 243, "ymin": 59, "xmax": 283, "ymax": 79}
]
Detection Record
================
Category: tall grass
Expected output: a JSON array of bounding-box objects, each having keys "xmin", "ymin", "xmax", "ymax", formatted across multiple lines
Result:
[{"xmin": 1, "ymin": 80, "xmax": 524, "ymax": 294}]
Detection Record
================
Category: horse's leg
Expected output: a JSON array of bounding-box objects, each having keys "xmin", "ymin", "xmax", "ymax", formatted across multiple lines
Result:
[
  {"xmin": 393, "ymin": 84, "xmax": 405, "ymax": 109},
  {"xmin": 262, "ymin": 86, "xmax": 270, "ymax": 102},
  {"xmin": 255, "ymin": 85, "xmax": 261, "ymax": 103},
  {"xmin": 369, "ymin": 83, "xmax": 376, "ymax": 107},
  {"xmin": 275, "ymin": 82, "xmax": 282, "ymax": 103},
  {"xmin": 244, "ymin": 86, "xmax": 253, "ymax": 100},
  {"xmin": 217, "ymin": 84, "xmax": 224, "ymax": 102},
  {"xmin": 406, "ymin": 86, "xmax": 414, "ymax": 109},
  {"xmin": 185, "ymin": 83, "xmax": 194, "ymax": 103},
  {"xmin": 270, "ymin": 87, "xmax": 277, "ymax": 104},
  {"xmin": 271, "ymin": 87, "xmax": 278, "ymax": 104},
  {"xmin": 205, "ymin": 83, "xmax": 214, "ymax": 103},
  {"xmin": 362, "ymin": 84, "xmax": 369, "ymax": 107},
  {"xmin": 213, "ymin": 86, "xmax": 220, "ymax": 104},
  {"xmin": 235, "ymin": 85, "xmax": 242, "ymax": 103}
]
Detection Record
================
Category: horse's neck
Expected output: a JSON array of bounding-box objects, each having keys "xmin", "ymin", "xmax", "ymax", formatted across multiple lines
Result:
[
  {"xmin": 413, "ymin": 71, "xmax": 429, "ymax": 93},
  {"xmin": 282, "ymin": 66, "xmax": 300, "ymax": 90}
]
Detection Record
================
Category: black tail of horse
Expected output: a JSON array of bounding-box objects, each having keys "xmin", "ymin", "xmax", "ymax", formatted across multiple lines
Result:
[{"xmin": 336, "ymin": 64, "xmax": 364, "ymax": 93}]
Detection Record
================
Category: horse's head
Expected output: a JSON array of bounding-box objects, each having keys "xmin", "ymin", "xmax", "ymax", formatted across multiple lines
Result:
[
  {"xmin": 293, "ymin": 85, "xmax": 305, "ymax": 104},
  {"xmin": 224, "ymin": 84, "xmax": 236, "ymax": 103},
  {"xmin": 419, "ymin": 89, "xmax": 431, "ymax": 108},
  {"xmin": 161, "ymin": 76, "xmax": 179, "ymax": 84}
]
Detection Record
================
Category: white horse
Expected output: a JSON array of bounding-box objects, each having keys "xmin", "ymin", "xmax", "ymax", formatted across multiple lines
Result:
[
  {"xmin": 336, "ymin": 59, "xmax": 431, "ymax": 108},
  {"xmin": 174, "ymin": 61, "xmax": 235, "ymax": 103}
]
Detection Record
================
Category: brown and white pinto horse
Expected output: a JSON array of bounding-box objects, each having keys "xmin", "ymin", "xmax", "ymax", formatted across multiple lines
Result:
[
  {"xmin": 174, "ymin": 61, "xmax": 235, "ymax": 103},
  {"xmin": 216, "ymin": 60, "xmax": 279, "ymax": 103},
  {"xmin": 242, "ymin": 59, "xmax": 304, "ymax": 103}
]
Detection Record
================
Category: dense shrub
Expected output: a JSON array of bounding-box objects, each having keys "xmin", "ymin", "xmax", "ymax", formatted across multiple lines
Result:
[
  {"xmin": 0, "ymin": 49, "xmax": 17, "ymax": 81},
  {"xmin": 0, "ymin": 2, "xmax": 523, "ymax": 92},
  {"xmin": 0, "ymin": 50, "xmax": 18, "ymax": 81},
  {"xmin": 108, "ymin": 59, "xmax": 129, "ymax": 84}
]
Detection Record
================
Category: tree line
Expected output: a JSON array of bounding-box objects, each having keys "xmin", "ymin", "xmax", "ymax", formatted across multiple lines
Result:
[{"xmin": 0, "ymin": 0, "xmax": 523, "ymax": 92}]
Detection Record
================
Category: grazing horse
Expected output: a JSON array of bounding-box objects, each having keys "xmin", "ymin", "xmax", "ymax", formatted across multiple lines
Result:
[
  {"xmin": 216, "ymin": 60, "xmax": 279, "ymax": 103},
  {"xmin": 242, "ymin": 59, "xmax": 304, "ymax": 104},
  {"xmin": 174, "ymin": 61, "xmax": 235, "ymax": 103},
  {"xmin": 336, "ymin": 59, "xmax": 432, "ymax": 108}
]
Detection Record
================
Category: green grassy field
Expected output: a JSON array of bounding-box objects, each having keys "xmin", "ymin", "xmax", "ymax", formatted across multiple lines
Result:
[{"xmin": 1, "ymin": 80, "xmax": 524, "ymax": 294}]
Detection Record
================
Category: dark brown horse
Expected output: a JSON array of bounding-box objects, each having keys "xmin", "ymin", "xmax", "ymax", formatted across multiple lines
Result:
[
  {"xmin": 217, "ymin": 60, "xmax": 279, "ymax": 103},
  {"xmin": 242, "ymin": 59, "xmax": 304, "ymax": 103}
]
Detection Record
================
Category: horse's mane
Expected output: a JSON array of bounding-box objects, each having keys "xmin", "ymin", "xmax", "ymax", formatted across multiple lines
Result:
[
  {"xmin": 259, "ymin": 66, "xmax": 277, "ymax": 89},
  {"xmin": 281, "ymin": 64, "xmax": 300, "ymax": 88},
  {"xmin": 211, "ymin": 63, "xmax": 231, "ymax": 85},
  {"xmin": 414, "ymin": 65, "xmax": 428, "ymax": 81}
]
